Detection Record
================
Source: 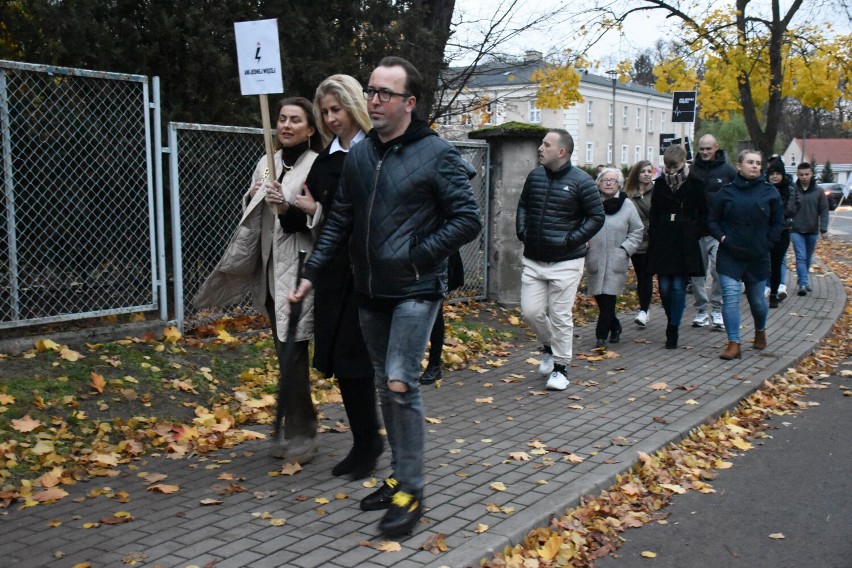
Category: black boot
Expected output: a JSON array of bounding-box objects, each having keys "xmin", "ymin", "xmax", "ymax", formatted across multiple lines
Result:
[
  {"xmin": 334, "ymin": 376, "xmax": 382, "ymax": 479},
  {"xmin": 379, "ymin": 487, "xmax": 424, "ymax": 537},
  {"xmin": 419, "ymin": 361, "xmax": 442, "ymax": 385},
  {"xmin": 665, "ymin": 324, "xmax": 679, "ymax": 349},
  {"xmin": 769, "ymin": 294, "xmax": 779, "ymax": 308},
  {"xmin": 609, "ymin": 319, "xmax": 622, "ymax": 343}
]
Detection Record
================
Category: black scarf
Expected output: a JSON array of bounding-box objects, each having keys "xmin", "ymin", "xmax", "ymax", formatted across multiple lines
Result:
[
  {"xmin": 278, "ymin": 140, "xmax": 310, "ymax": 181},
  {"xmin": 602, "ymin": 191, "xmax": 627, "ymax": 215}
]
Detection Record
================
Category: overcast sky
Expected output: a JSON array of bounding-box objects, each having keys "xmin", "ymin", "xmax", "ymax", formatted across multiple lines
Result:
[{"xmin": 449, "ymin": 1, "xmax": 852, "ymax": 67}]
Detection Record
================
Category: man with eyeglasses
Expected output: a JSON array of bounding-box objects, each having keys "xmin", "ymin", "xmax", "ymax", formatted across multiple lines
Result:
[
  {"xmin": 689, "ymin": 134, "xmax": 736, "ymax": 330},
  {"xmin": 517, "ymin": 129, "xmax": 604, "ymax": 391},
  {"xmin": 291, "ymin": 56, "xmax": 481, "ymax": 537}
]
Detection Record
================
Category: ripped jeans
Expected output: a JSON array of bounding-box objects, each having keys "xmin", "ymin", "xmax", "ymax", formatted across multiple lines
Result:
[{"xmin": 359, "ymin": 298, "xmax": 441, "ymax": 493}]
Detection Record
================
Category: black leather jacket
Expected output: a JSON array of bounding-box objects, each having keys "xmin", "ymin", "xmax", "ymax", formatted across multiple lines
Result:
[
  {"xmin": 516, "ymin": 162, "xmax": 604, "ymax": 262},
  {"xmin": 303, "ymin": 119, "xmax": 481, "ymax": 300}
]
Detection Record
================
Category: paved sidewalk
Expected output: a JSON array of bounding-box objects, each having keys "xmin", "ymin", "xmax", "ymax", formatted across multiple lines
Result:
[{"xmin": 0, "ymin": 270, "xmax": 845, "ymax": 568}]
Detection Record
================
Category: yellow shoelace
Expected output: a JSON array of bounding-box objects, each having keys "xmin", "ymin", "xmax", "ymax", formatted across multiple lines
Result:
[{"xmin": 391, "ymin": 490, "xmax": 418, "ymax": 512}]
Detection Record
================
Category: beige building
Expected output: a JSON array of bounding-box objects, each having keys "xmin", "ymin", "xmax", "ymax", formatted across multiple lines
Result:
[{"xmin": 436, "ymin": 52, "xmax": 680, "ymax": 168}]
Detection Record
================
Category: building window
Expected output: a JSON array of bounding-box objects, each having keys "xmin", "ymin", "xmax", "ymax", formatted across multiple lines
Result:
[
  {"xmin": 660, "ymin": 112, "xmax": 666, "ymax": 133},
  {"xmin": 636, "ymin": 108, "xmax": 642, "ymax": 129},
  {"xmin": 607, "ymin": 143, "xmax": 613, "ymax": 164},
  {"xmin": 621, "ymin": 145, "xmax": 628, "ymax": 165},
  {"xmin": 585, "ymin": 142, "xmax": 594, "ymax": 164},
  {"xmin": 586, "ymin": 101, "xmax": 593, "ymax": 124},
  {"xmin": 648, "ymin": 109, "xmax": 655, "ymax": 133},
  {"xmin": 622, "ymin": 105, "xmax": 628, "ymax": 128},
  {"xmin": 647, "ymin": 146, "xmax": 654, "ymax": 161},
  {"xmin": 635, "ymin": 145, "xmax": 642, "ymax": 163},
  {"xmin": 608, "ymin": 103, "xmax": 614, "ymax": 127},
  {"xmin": 529, "ymin": 100, "xmax": 541, "ymax": 124}
]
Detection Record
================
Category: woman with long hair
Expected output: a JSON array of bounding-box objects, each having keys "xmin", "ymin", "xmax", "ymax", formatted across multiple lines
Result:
[
  {"xmin": 298, "ymin": 75, "xmax": 383, "ymax": 479},
  {"xmin": 196, "ymin": 97, "xmax": 323, "ymax": 463},
  {"xmin": 624, "ymin": 160, "xmax": 654, "ymax": 327}
]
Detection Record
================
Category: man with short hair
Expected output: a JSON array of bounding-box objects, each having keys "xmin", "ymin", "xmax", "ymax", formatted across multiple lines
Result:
[
  {"xmin": 291, "ymin": 56, "xmax": 481, "ymax": 537},
  {"xmin": 517, "ymin": 129, "xmax": 604, "ymax": 391},
  {"xmin": 788, "ymin": 162, "xmax": 829, "ymax": 296},
  {"xmin": 689, "ymin": 134, "xmax": 735, "ymax": 330}
]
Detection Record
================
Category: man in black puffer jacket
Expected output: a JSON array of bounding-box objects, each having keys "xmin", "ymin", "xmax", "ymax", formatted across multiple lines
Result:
[
  {"xmin": 291, "ymin": 57, "xmax": 481, "ymax": 538},
  {"xmin": 517, "ymin": 129, "xmax": 604, "ymax": 391}
]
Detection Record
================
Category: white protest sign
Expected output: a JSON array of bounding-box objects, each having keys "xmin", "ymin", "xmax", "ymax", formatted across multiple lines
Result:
[{"xmin": 234, "ymin": 19, "xmax": 283, "ymax": 95}]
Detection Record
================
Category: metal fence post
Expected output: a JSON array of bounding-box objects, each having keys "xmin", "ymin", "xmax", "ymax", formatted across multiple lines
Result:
[
  {"xmin": 0, "ymin": 69, "xmax": 20, "ymax": 322},
  {"xmin": 151, "ymin": 76, "xmax": 168, "ymax": 322}
]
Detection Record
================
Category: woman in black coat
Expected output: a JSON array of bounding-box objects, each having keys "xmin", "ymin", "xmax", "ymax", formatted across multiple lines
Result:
[
  {"xmin": 709, "ymin": 150, "xmax": 783, "ymax": 360},
  {"xmin": 295, "ymin": 74, "xmax": 382, "ymax": 479},
  {"xmin": 765, "ymin": 156, "xmax": 794, "ymax": 308},
  {"xmin": 646, "ymin": 144, "xmax": 709, "ymax": 348}
]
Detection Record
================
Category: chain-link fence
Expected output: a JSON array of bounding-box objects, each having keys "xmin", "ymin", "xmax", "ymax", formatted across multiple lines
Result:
[
  {"xmin": 0, "ymin": 60, "xmax": 159, "ymax": 329},
  {"xmin": 170, "ymin": 127, "xmax": 490, "ymax": 331}
]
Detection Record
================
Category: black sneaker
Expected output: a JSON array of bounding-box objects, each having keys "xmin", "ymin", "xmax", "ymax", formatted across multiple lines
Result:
[
  {"xmin": 360, "ymin": 477, "xmax": 398, "ymax": 511},
  {"xmin": 798, "ymin": 285, "xmax": 807, "ymax": 296},
  {"xmin": 379, "ymin": 489, "xmax": 424, "ymax": 537}
]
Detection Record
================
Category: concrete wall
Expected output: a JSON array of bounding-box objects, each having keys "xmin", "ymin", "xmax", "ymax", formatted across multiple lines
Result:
[{"xmin": 471, "ymin": 126, "xmax": 544, "ymax": 305}]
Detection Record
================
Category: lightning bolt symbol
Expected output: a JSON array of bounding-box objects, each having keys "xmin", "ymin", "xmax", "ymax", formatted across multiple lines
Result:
[{"xmin": 255, "ymin": 43, "xmax": 261, "ymax": 63}]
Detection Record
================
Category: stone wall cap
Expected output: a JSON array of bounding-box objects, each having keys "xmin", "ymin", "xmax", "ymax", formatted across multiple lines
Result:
[{"xmin": 469, "ymin": 121, "xmax": 548, "ymax": 140}]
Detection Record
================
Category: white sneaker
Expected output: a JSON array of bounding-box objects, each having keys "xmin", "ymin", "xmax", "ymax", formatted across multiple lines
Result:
[
  {"xmin": 691, "ymin": 312, "xmax": 709, "ymax": 327},
  {"xmin": 778, "ymin": 284, "xmax": 788, "ymax": 300},
  {"xmin": 634, "ymin": 310, "xmax": 649, "ymax": 327},
  {"xmin": 546, "ymin": 369, "xmax": 569, "ymax": 391},
  {"xmin": 538, "ymin": 352, "xmax": 554, "ymax": 376},
  {"xmin": 711, "ymin": 311, "xmax": 724, "ymax": 329}
]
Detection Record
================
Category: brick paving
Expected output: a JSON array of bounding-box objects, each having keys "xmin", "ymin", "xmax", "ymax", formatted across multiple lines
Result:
[{"xmin": 0, "ymin": 270, "xmax": 844, "ymax": 568}]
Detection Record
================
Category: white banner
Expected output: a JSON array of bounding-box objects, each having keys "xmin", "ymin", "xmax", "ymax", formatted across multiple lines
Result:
[{"xmin": 234, "ymin": 19, "xmax": 283, "ymax": 95}]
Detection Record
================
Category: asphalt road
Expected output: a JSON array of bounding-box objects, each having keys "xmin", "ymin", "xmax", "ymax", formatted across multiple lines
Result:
[
  {"xmin": 827, "ymin": 204, "xmax": 852, "ymax": 239},
  {"xmin": 598, "ymin": 225, "xmax": 852, "ymax": 568},
  {"xmin": 596, "ymin": 368, "xmax": 852, "ymax": 568}
]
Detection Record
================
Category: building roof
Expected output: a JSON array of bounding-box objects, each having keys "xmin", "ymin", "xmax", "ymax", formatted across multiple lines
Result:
[
  {"xmin": 788, "ymin": 138, "xmax": 852, "ymax": 165},
  {"xmin": 442, "ymin": 57, "xmax": 666, "ymax": 97}
]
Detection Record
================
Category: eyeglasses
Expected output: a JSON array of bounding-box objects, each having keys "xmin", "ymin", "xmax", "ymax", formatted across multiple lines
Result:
[
  {"xmin": 600, "ymin": 178, "xmax": 619, "ymax": 184},
  {"xmin": 363, "ymin": 87, "xmax": 410, "ymax": 103}
]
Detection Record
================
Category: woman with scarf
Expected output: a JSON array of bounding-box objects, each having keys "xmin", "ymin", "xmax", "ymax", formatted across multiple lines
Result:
[
  {"xmin": 586, "ymin": 168, "xmax": 644, "ymax": 348},
  {"xmin": 195, "ymin": 97, "xmax": 323, "ymax": 463},
  {"xmin": 625, "ymin": 160, "xmax": 655, "ymax": 327},
  {"xmin": 709, "ymin": 150, "xmax": 783, "ymax": 360},
  {"xmin": 298, "ymin": 75, "xmax": 383, "ymax": 479},
  {"xmin": 646, "ymin": 144, "xmax": 709, "ymax": 349}
]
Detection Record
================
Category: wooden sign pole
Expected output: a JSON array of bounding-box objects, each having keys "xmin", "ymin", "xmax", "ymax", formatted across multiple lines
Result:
[{"xmin": 259, "ymin": 93, "xmax": 276, "ymax": 181}]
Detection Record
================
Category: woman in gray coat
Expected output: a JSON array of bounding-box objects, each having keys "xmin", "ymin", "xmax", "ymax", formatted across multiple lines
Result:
[{"xmin": 587, "ymin": 168, "xmax": 644, "ymax": 348}]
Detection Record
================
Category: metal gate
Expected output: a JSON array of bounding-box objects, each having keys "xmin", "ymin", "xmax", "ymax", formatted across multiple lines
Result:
[
  {"xmin": 168, "ymin": 125, "xmax": 490, "ymax": 331},
  {"xmin": 0, "ymin": 60, "xmax": 161, "ymax": 329}
]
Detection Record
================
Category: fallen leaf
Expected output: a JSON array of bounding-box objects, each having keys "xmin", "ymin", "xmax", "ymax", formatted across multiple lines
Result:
[
  {"xmin": 475, "ymin": 523, "xmax": 489, "ymax": 533},
  {"xmin": 420, "ymin": 533, "xmax": 449, "ymax": 554},
  {"xmin": 769, "ymin": 533, "xmax": 785, "ymax": 540},
  {"xmin": 425, "ymin": 417, "xmax": 442, "ymax": 424},
  {"xmin": 147, "ymin": 484, "xmax": 180, "ymax": 494},
  {"xmin": 199, "ymin": 499, "xmax": 223, "ymax": 506},
  {"xmin": 101, "ymin": 512, "xmax": 134, "ymax": 524},
  {"xmin": 11, "ymin": 415, "xmax": 41, "ymax": 433},
  {"xmin": 60, "ymin": 347, "xmax": 83, "ymax": 362},
  {"xmin": 490, "ymin": 482, "xmax": 507, "ymax": 491},
  {"xmin": 90, "ymin": 372, "xmax": 106, "ymax": 393},
  {"xmin": 0, "ymin": 393, "xmax": 15, "ymax": 404},
  {"xmin": 475, "ymin": 397, "xmax": 494, "ymax": 404},
  {"xmin": 650, "ymin": 382, "xmax": 668, "ymax": 390},
  {"xmin": 33, "ymin": 487, "xmax": 69, "ymax": 502},
  {"xmin": 641, "ymin": 551, "xmax": 657, "ymax": 558},
  {"xmin": 378, "ymin": 541, "xmax": 402, "ymax": 552},
  {"xmin": 281, "ymin": 462, "xmax": 302, "ymax": 476},
  {"xmin": 163, "ymin": 325, "xmax": 182, "ymax": 343},
  {"xmin": 508, "ymin": 452, "xmax": 531, "ymax": 461},
  {"xmin": 732, "ymin": 437, "xmax": 754, "ymax": 451}
]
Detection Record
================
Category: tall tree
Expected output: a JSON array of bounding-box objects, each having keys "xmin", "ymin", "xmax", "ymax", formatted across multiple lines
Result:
[{"xmin": 602, "ymin": 0, "xmax": 851, "ymax": 157}]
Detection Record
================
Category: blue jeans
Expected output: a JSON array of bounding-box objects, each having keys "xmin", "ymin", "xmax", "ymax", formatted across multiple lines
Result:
[
  {"xmin": 657, "ymin": 275, "xmax": 688, "ymax": 326},
  {"xmin": 790, "ymin": 232, "xmax": 819, "ymax": 287},
  {"xmin": 719, "ymin": 273, "xmax": 768, "ymax": 343},
  {"xmin": 359, "ymin": 298, "xmax": 441, "ymax": 493}
]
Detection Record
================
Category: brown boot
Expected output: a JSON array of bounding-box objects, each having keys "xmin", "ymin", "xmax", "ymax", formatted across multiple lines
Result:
[
  {"xmin": 753, "ymin": 330, "xmax": 767, "ymax": 350},
  {"xmin": 720, "ymin": 341, "xmax": 741, "ymax": 360}
]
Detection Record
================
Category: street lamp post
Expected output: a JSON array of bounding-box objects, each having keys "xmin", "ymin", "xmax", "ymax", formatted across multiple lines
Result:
[{"xmin": 606, "ymin": 70, "xmax": 617, "ymax": 166}]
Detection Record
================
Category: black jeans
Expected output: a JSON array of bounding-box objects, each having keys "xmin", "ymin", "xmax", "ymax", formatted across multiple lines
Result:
[
  {"xmin": 427, "ymin": 300, "xmax": 445, "ymax": 365},
  {"xmin": 630, "ymin": 253, "xmax": 653, "ymax": 311},
  {"xmin": 594, "ymin": 294, "xmax": 620, "ymax": 340},
  {"xmin": 769, "ymin": 229, "xmax": 790, "ymax": 296}
]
